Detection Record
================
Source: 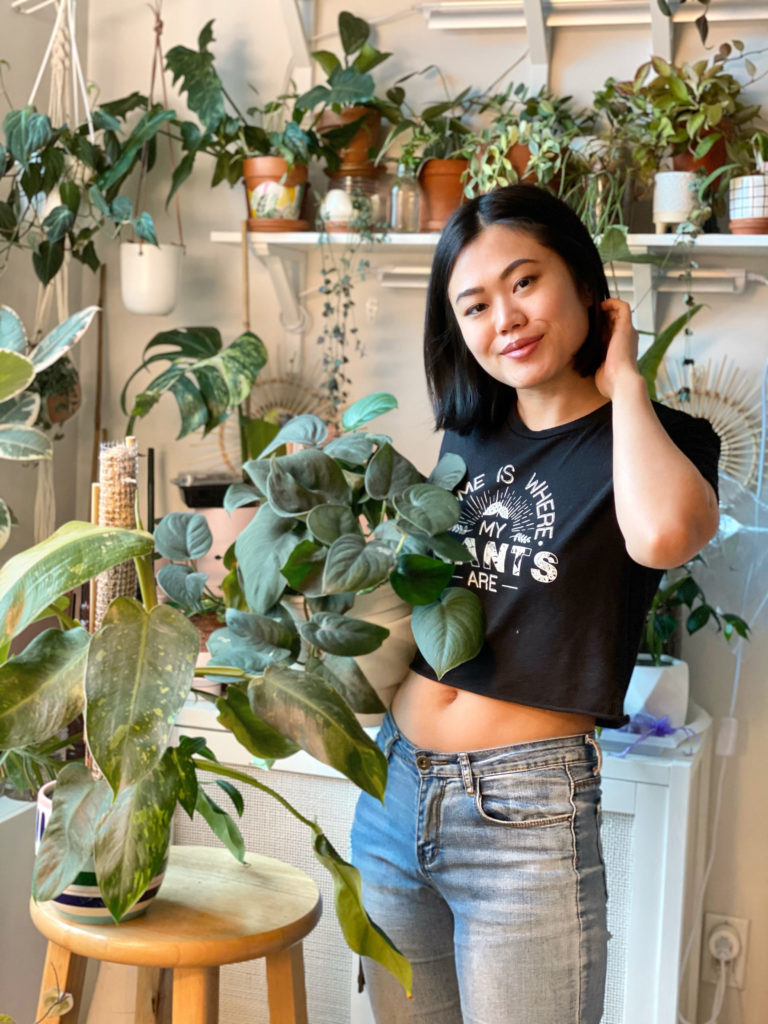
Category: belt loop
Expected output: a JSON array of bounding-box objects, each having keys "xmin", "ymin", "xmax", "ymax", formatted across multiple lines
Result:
[
  {"xmin": 458, "ymin": 752, "xmax": 474, "ymax": 795},
  {"xmin": 585, "ymin": 734, "xmax": 602, "ymax": 775}
]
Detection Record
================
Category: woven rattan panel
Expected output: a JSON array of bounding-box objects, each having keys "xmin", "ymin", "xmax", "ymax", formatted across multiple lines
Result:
[
  {"xmin": 173, "ymin": 763, "xmax": 360, "ymax": 1024},
  {"xmin": 175, "ymin": 767, "xmax": 634, "ymax": 1024}
]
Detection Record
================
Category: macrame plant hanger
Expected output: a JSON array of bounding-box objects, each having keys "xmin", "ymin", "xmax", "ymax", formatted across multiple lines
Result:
[{"xmin": 17, "ymin": 0, "xmax": 95, "ymax": 541}]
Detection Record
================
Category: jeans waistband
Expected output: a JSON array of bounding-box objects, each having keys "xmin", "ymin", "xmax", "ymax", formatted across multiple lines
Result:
[{"xmin": 378, "ymin": 709, "xmax": 602, "ymax": 778}]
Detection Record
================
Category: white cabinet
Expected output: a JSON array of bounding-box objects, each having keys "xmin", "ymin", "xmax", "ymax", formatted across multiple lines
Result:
[{"xmin": 172, "ymin": 701, "xmax": 712, "ymax": 1024}]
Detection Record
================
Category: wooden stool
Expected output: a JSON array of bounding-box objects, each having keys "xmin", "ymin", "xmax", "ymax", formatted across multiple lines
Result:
[{"xmin": 29, "ymin": 845, "xmax": 322, "ymax": 1024}]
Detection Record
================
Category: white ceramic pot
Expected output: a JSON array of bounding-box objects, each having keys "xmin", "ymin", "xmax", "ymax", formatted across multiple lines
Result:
[
  {"xmin": 624, "ymin": 655, "xmax": 689, "ymax": 728},
  {"xmin": 653, "ymin": 171, "xmax": 697, "ymax": 233},
  {"xmin": 120, "ymin": 241, "xmax": 183, "ymax": 316},
  {"xmin": 728, "ymin": 173, "xmax": 768, "ymax": 234}
]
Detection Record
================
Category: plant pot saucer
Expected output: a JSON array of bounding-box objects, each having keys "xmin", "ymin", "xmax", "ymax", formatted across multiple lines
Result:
[
  {"xmin": 247, "ymin": 218, "xmax": 310, "ymax": 232},
  {"xmin": 728, "ymin": 217, "xmax": 768, "ymax": 235}
]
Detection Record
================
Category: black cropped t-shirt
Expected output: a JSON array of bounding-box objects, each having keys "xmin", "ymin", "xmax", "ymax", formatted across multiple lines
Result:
[{"xmin": 410, "ymin": 401, "xmax": 720, "ymax": 727}]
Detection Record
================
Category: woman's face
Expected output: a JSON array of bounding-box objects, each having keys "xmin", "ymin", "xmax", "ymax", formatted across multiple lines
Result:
[{"xmin": 447, "ymin": 224, "xmax": 594, "ymax": 396}]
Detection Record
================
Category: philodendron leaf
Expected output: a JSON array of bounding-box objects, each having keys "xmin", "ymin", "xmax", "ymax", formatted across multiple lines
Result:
[
  {"xmin": 300, "ymin": 612, "xmax": 389, "ymax": 656},
  {"xmin": 32, "ymin": 763, "xmax": 113, "ymax": 903},
  {"xmin": 394, "ymin": 484, "xmax": 461, "ymax": 536},
  {"xmin": 85, "ymin": 599, "xmax": 199, "ymax": 794},
  {"xmin": 322, "ymin": 434, "xmax": 375, "ymax": 465},
  {"xmin": 323, "ymin": 535, "xmax": 397, "ymax": 594},
  {"xmin": 0, "ymin": 306, "xmax": 27, "ymax": 352},
  {"xmin": 427, "ymin": 452, "xmax": 467, "ymax": 491},
  {"xmin": 364, "ymin": 443, "xmax": 424, "ymax": 501},
  {"xmin": 93, "ymin": 749, "xmax": 180, "ymax": 921},
  {"xmin": 223, "ymin": 482, "xmax": 260, "ymax": 513},
  {"xmin": 156, "ymin": 564, "xmax": 208, "ymax": 610},
  {"xmin": 307, "ymin": 504, "xmax": 363, "ymax": 545},
  {"xmin": 390, "ymin": 554, "xmax": 454, "ymax": 605},
  {"xmin": 251, "ymin": 663, "xmax": 386, "ymax": 799},
  {"xmin": 235, "ymin": 504, "xmax": 303, "ymax": 613},
  {"xmin": 194, "ymin": 788, "xmax": 246, "ymax": 863},
  {"xmin": 267, "ymin": 449, "xmax": 350, "ymax": 516},
  {"xmin": 340, "ymin": 392, "xmax": 397, "ymax": 432},
  {"xmin": 313, "ymin": 832, "xmax": 412, "ymax": 996},
  {"xmin": 258, "ymin": 413, "xmax": 328, "ymax": 457},
  {"xmin": 207, "ymin": 608, "xmax": 298, "ymax": 671},
  {"xmin": 216, "ymin": 683, "xmax": 299, "ymax": 760},
  {"xmin": 154, "ymin": 511, "xmax": 212, "ymax": 560},
  {"xmin": 307, "ymin": 654, "xmax": 385, "ymax": 715},
  {"xmin": 0, "ymin": 522, "xmax": 154, "ymax": 648},
  {"xmin": 0, "ymin": 423, "xmax": 52, "ymax": 461},
  {"xmin": 0, "ymin": 627, "xmax": 88, "ymax": 748},
  {"xmin": 167, "ymin": 735, "xmax": 209, "ymax": 818},
  {"xmin": 411, "ymin": 588, "xmax": 484, "ymax": 679},
  {"xmin": 0, "ymin": 349, "xmax": 34, "ymax": 403}
]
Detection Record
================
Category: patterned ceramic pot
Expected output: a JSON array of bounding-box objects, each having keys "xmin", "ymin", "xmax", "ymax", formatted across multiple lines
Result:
[
  {"xmin": 728, "ymin": 174, "xmax": 768, "ymax": 234},
  {"xmin": 35, "ymin": 781, "xmax": 166, "ymax": 923}
]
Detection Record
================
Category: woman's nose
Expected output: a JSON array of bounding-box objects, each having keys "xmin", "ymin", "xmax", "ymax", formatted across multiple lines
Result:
[{"xmin": 494, "ymin": 295, "xmax": 526, "ymax": 334}]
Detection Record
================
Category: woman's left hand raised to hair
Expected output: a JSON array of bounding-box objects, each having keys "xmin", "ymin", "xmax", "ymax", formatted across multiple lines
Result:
[{"xmin": 594, "ymin": 298, "xmax": 641, "ymax": 400}]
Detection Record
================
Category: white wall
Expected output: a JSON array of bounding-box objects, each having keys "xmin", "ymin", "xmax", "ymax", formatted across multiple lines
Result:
[{"xmin": 1, "ymin": 1, "xmax": 766, "ymax": 1020}]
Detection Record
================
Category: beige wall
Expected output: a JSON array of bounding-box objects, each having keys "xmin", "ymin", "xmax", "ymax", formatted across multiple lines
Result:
[{"xmin": 2, "ymin": 1, "xmax": 766, "ymax": 1019}]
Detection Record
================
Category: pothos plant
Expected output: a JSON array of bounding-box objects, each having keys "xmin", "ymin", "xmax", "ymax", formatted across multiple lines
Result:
[{"xmin": 0, "ymin": 514, "xmax": 413, "ymax": 994}]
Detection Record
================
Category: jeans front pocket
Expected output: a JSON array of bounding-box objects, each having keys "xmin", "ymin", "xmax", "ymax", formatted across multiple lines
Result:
[{"xmin": 473, "ymin": 764, "xmax": 574, "ymax": 827}]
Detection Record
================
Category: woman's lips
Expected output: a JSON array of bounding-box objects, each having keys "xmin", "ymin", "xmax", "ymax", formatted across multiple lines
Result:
[{"xmin": 500, "ymin": 335, "xmax": 542, "ymax": 359}]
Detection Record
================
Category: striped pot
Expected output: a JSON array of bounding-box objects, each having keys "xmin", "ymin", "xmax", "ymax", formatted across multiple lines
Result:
[
  {"xmin": 728, "ymin": 174, "xmax": 768, "ymax": 234},
  {"xmin": 35, "ymin": 781, "xmax": 166, "ymax": 924}
]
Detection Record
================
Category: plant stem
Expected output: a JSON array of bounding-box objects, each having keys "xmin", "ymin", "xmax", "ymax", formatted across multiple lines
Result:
[
  {"xmin": 193, "ymin": 665, "xmax": 248, "ymax": 678},
  {"xmin": 134, "ymin": 553, "xmax": 157, "ymax": 611},
  {"xmin": 192, "ymin": 758, "xmax": 320, "ymax": 833}
]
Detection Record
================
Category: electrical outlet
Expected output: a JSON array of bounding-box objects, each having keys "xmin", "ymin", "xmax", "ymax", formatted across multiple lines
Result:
[{"xmin": 701, "ymin": 913, "xmax": 749, "ymax": 989}]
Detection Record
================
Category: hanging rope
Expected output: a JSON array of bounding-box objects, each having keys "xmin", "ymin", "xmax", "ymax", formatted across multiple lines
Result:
[{"xmin": 135, "ymin": 0, "xmax": 185, "ymax": 250}]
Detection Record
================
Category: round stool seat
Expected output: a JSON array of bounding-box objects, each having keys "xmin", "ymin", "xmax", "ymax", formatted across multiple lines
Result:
[{"xmin": 30, "ymin": 844, "xmax": 321, "ymax": 968}]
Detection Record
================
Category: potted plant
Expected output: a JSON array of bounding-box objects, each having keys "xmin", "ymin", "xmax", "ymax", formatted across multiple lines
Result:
[
  {"xmin": 726, "ymin": 129, "xmax": 768, "ymax": 233},
  {"xmin": 0, "ymin": 305, "xmax": 98, "ymax": 550},
  {"xmin": 0, "ymin": 516, "xmax": 412, "ymax": 992},
  {"xmin": 0, "ymin": 94, "xmax": 174, "ymax": 287},
  {"xmin": 295, "ymin": 10, "xmax": 392, "ymax": 183}
]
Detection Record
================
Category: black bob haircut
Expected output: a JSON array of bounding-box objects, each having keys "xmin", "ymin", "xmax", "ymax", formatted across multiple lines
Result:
[{"xmin": 424, "ymin": 184, "xmax": 610, "ymax": 435}]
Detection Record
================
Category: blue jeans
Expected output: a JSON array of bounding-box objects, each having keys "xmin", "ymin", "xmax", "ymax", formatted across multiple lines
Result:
[{"xmin": 350, "ymin": 711, "xmax": 609, "ymax": 1024}]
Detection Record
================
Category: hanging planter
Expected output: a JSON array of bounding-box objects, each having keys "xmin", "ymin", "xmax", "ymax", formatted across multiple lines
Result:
[
  {"xmin": 652, "ymin": 170, "xmax": 697, "ymax": 233},
  {"xmin": 419, "ymin": 158, "xmax": 469, "ymax": 231},
  {"xmin": 728, "ymin": 173, "xmax": 768, "ymax": 234},
  {"xmin": 120, "ymin": 241, "xmax": 184, "ymax": 316},
  {"xmin": 243, "ymin": 156, "xmax": 309, "ymax": 231}
]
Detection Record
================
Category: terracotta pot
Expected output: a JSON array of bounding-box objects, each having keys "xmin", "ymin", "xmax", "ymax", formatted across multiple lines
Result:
[
  {"xmin": 419, "ymin": 158, "xmax": 469, "ymax": 231},
  {"xmin": 46, "ymin": 379, "xmax": 81, "ymax": 424},
  {"xmin": 506, "ymin": 142, "xmax": 537, "ymax": 183},
  {"xmin": 671, "ymin": 124, "xmax": 729, "ymax": 177},
  {"xmin": 242, "ymin": 156, "xmax": 309, "ymax": 231},
  {"xmin": 318, "ymin": 106, "xmax": 381, "ymax": 180},
  {"xmin": 728, "ymin": 174, "xmax": 768, "ymax": 234}
]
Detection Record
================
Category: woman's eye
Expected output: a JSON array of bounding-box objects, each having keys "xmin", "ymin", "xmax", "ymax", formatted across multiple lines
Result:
[
  {"xmin": 514, "ymin": 275, "xmax": 534, "ymax": 291},
  {"xmin": 464, "ymin": 302, "xmax": 486, "ymax": 316}
]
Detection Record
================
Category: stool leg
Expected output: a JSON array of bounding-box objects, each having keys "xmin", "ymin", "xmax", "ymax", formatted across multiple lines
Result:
[
  {"xmin": 37, "ymin": 940, "xmax": 88, "ymax": 1023},
  {"xmin": 265, "ymin": 943, "xmax": 308, "ymax": 1024},
  {"xmin": 171, "ymin": 966, "xmax": 219, "ymax": 1024}
]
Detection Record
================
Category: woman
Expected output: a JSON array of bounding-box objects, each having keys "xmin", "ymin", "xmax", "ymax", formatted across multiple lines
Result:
[{"xmin": 351, "ymin": 185, "xmax": 720, "ymax": 1024}]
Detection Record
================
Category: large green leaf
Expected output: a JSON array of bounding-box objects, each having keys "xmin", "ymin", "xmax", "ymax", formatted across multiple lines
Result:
[
  {"xmin": 339, "ymin": 10, "xmax": 370, "ymax": 54},
  {"xmin": 394, "ymin": 484, "xmax": 461, "ymax": 536},
  {"xmin": 411, "ymin": 588, "xmax": 484, "ymax": 679},
  {"xmin": 300, "ymin": 613, "xmax": 389, "ymax": 656},
  {"xmin": 364, "ymin": 443, "xmax": 424, "ymax": 501},
  {"xmin": 307, "ymin": 504, "xmax": 363, "ymax": 545},
  {"xmin": 322, "ymin": 535, "xmax": 396, "ymax": 594},
  {"xmin": 41, "ymin": 205, "xmax": 74, "ymax": 244},
  {"xmin": 251, "ymin": 663, "xmax": 386, "ymax": 799},
  {"xmin": 0, "ymin": 306, "xmax": 27, "ymax": 353},
  {"xmin": 92, "ymin": 750, "xmax": 180, "ymax": 921},
  {"xmin": 207, "ymin": 608, "xmax": 297, "ymax": 672},
  {"xmin": 154, "ymin": 511, "xmax": 212, "ymax": 560},
  {"xmin": 322, "ymin": 434, "xmax": 375, "ymax": 465},
  {"xmin": 200, "ymin": 331, "xmax": 267, "ymax": 406},
  {"xmin": 313, "ymin": 833, "xmax": 412, "ymax": 996},
  {"xmin": 258, "ymin": 413, "xmax": 328, "ymax": 458},
  {"xmin": 30, "ymin": 306, "xmax": 98, "ymax": 373},
  {"xmin": 307, "ymin": 655, "xmax": 385, "ymax": 715},
  {"xmin": 0, "ymin": 522, "xmax": 154, "ymax": 647},
  {"xmin": 0, "ymin": 627, "xmax": 88, "ymax": 748},
  {"xmin": 194, "ymin": 787, "xmax": 246, "ymax": 862},
  {"xmin": 267, "ymin": 450, "xmax": 350, "ymax": 516},
  {"xmin": 0, "ymin": 423, "xmax": 51, "ymax": 461},
  {"xmin": 3, "ymin": 107, "xmax": 52, "ymax": 167},
  {"xmin": 637, "ymin": 305, "xmax": 703, "ymax": 400},
  {"xmin": 0, "ymin": 350, "xmax": 34, "ymax": 404},
  {"xmin": 340, "ymin": 392, "xmax": 397, "ymax": 432},
  {"xmin": 280, "ymin": 539, "xmax": 328, "ymax": 597},
  {"xmin": 165, "ymin": 23, "xmax": 227, "ymax": 131},
  {"xmin": 390, "ymin": 554, "xmax": 454, "ymax": 605},
  {"xmin": 33, "ymin": 240, "xmax": 65, "ymax": 286},
  {"xmin": 156, "ymin": 564, "xmax": 207, "ymax": 610},
  {"xmin": 85, "ymin": 599, "xmax": 199, "ymax": 794},
  {"xmin": 32, "ymin": 763, "xmax": 112, "ymax": 902},
  {"xmin": 427, "ymin": 452, "xmax": 466, "ymax": 490},
  {"xmin": 235, "ymin": 504, "xmax": 303, "ymax": 613},
  {"xmin": 216, "ymin": 684, "xmax": 299, "ymax": 760}
]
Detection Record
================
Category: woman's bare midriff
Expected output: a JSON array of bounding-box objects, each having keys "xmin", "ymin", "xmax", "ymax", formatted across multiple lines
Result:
[{"xmin": 390, "ymin": 670, "xmax": 595, "ymax": 752}]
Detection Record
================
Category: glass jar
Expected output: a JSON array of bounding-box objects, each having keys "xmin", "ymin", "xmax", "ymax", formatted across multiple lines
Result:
[{"xmin": 389, "ymin": 163, "xmax": 420, "ymax": 233}]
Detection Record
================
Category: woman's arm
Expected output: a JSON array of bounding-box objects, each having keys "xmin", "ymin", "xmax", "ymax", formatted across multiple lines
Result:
[{"xmin": 595, "ymin": 299, "xmax": 720, "ymax": 570}]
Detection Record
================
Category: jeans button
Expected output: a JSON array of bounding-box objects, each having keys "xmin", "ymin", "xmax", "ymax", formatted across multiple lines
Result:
[{"xmin": 416, "ymin": 755, "xmax": 430, "ymax": 770}]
